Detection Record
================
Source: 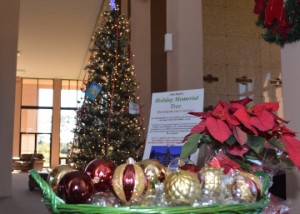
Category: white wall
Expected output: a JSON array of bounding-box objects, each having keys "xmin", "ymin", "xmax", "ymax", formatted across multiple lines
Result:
[
  {"xmin": 0, "ymin": 0, "xmax": 19, "ymax": 197},
  {"xmin": 281, "ymin": 43, "xmax": 300, "ymax": 213}
]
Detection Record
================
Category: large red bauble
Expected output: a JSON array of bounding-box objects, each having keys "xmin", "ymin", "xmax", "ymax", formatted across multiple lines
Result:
[
  {"xmin": 84, "ymin": 159, "xmax": 117, "ymax": 192},
  {"xmin": 57, "ymin": 171, "xmax": 94, "ymax": 204}
]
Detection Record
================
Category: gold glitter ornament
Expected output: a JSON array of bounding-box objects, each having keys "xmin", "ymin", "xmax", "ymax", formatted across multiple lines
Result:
[
  {"xmin": 164, "ymin": 169, "xmax": 201, "ymax": 205},
  {"xmin": 47, "ymin": 164, "xmax": 75, "ymax": 191},
  {"xmin": 199, "ymin": 166, "xmax": 223, "ymax": 197},
  {"xmin": 139, "ymin": 159, "xmax": 170, "ymax": 189},
  {"xmin": 231, "ymin": 173, "xmax": 259, "ymax": 203},
  {"xmin": 240, "ymin": 171, "xmax": 263, "ymax": 198}
]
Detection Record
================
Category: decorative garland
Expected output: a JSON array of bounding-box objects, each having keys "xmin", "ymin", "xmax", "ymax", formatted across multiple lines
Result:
[{"xmin": 254, "ymin": 0, "xmax": 300, "ymax": 46}]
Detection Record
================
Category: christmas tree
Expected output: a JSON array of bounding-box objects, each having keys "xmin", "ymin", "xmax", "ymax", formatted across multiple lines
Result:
[
  {"xmin": 162, "ymin": 147, "xmax": 171, "ymax": 167},
  {"xmin": 70, "ymin": 8, "xmax": 145, "ymax": 170}
]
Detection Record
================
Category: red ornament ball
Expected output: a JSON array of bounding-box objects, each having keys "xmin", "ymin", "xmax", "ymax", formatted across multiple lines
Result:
[
  {"xmin": 57, "ymin": 171, "xmax": 94, "ymax": 204},
  {"xmin": 84, "ymin": 159, "xmax": 117, "ymax": 192},
  {"xmin": 179, "ymin": 163, "xmax": 200, "ymax": 173}
]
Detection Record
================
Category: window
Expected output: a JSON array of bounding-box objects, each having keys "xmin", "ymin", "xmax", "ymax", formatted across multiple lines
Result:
[
  {"xmin": 20, "ymin": 79, "xmax": 53, "ymax": 167},
  {"xmin": 59, "ymin": 80, "xmax": 84, "ymax": 164}
]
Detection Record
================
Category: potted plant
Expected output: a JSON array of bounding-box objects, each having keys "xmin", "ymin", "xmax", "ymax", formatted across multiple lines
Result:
[{"xmin": 181, "ymin": 97, "xmax": 300, "ymax": 173}]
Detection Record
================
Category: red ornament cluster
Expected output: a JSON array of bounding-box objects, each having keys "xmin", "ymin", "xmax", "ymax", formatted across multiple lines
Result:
[
  {"xmin": 56, "ymin": 158, "xmax": 148, "ymax": 204},
  {"xmin": 85, "ymin": 159, "xmax": 117, "ymax": 192}
]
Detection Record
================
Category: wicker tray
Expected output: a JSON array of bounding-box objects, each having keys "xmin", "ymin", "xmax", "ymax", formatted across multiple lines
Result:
[{"xmin": 30, "ymin": 169, "xmax": 269, "ymax": 214}]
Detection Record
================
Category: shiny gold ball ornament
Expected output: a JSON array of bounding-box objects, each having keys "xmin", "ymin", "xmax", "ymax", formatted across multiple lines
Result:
[
  {"xmin": 139, "ymin": 159, "xmax": 170, "ymax": 189},
  {"xmin": 164, "ymin": 169, "xmax": 201, "ymax": 205},
  {"xmin": 231, "ymin": 172, "xmax": 260, "ymax": 203},
  {"xmin": 199, "ymin": 166, "xmax": 224, "ymax": 196},
  {"xmin": 47, "ymin": 164, "xmax": 75, "ymax": 191},
  {"xmin": 240, "ymin": 171, "xmax": 263, "ymax": 198},
  {"xmin": 112, "ymin": 158, "xmax": 147, "ymax": 204}
]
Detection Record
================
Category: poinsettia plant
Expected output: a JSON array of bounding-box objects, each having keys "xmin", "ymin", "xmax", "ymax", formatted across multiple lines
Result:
[{"xmin": 180, "ymin": 97, "xmax": 300, "ymax": 172}]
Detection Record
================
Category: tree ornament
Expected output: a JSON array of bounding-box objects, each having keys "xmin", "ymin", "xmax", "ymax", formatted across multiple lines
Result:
[
  {"xmin": 47, "ymin": 164, "xmax": 75, "ymax": 191},
  {"xmin": 179, "ymin": 163, "xmax": 200, "ymax": 173},
  {"xmin": 57, "ymin": 171, "xmax": 94, "ymax": 204},
  {"xmin": 230, "ymin": 172, "xmax": 259, "ymax": 203},
  {"xmin": 89, "ymin": 191, "xmax": 121, "ymax": 207},
  {"xmin": 168, "ymin": 157, "xmax": 196, "ymax": 173},
  {"xmin": 199, "ymin": 166, "xmax": 224, "ymax": 197},
  {"xmin": 112, "ymin": 158, "xmax": 147, "ymax": 204},
  {"xmin": 84, "ymin": 159, "xmax": 117, "ymax": 192},
  {"xmin": 240, "ymin": 171, "xmax": 263, "ymax": 198},
  {"xmin": 164, "ymin": 169, "xmax": 201, "ymax": 205},
  {"xmin": 139, "ymin": 159, "xmax": 169, "ymax": 190}
]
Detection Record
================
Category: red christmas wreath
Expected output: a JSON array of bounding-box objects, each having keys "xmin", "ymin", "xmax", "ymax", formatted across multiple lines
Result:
[{"xmin": 254, "ymin": 0, "xmax": 300, "ymax": 46}]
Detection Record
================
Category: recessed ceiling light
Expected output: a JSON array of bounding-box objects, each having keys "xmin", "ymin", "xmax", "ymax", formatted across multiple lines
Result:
[{"xmin": 17, "ymin": 50, "xmax": 21, "ymax": 57}]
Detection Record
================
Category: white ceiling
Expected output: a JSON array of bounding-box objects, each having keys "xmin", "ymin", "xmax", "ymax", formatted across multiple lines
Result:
[{"xmin": 17, "ymin": 0, "xmax": 104, "ymax": 80}]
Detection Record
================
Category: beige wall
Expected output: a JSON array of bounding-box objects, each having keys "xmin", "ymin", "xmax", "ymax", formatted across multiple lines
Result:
[
  {"xmin": 167, "ymin": 0, "xmax": 203, "ymax": 91},
  {"xmin": 130, "ymin": 0, "xmax": 151, "ymax": 131},
  {"xmin": 0, "ymin": 0, "xmax": 19, "ymax": 197},
  {"xmin": 202, "ymin": 0, "xmax": 282, "ymax": 114},
  {"xmin": 281, "ymin": 42, "xmax": 300, "ymax": 214}
]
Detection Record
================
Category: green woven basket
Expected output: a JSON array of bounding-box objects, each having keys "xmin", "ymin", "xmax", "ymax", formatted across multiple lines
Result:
[{"xmin": 30, "ymin": 169, "xmax": 270, "ymax": 214}]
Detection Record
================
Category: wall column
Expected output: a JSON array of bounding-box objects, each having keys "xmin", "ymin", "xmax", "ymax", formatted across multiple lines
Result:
[
  {"xmin": 166, "ymin": 0, "xmax": 203, "ymax": 91},
  {"xmin": 130, "ymin": 0, "xmax": 151, "ymax": 130},
  {"xmin": 51, "ymin": 79, "xmax": 61, "ymax": 167},
  {"xmin": 13, "ymin": 77, "xmax": 22, "ymax": 157},
  {"xmin": 281, "ymin": 43, "xmax": 300, "ymax": 214},
  {"xmin": 0, "ymin": 0, "xmax": 20, "ymax": 197}
]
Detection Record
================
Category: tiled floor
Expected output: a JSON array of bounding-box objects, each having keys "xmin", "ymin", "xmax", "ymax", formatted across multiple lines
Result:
[{"xmin": 0, "ymin": 172, "xmax": 50, "ymax": 214}]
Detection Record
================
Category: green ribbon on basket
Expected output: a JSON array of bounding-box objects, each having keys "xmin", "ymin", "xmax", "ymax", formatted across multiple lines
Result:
[
  {"xmin": 30, "ymin": 169, "xmax": 270, "ymax": 214},
  {"xmin": 30, "ymin": 170, "xmax": 65, "ymax": 213}
]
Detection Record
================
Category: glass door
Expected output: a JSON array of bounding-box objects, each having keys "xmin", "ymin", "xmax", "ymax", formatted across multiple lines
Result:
[{"xmin": 20, "ymin": 133, "xmax": 51, "ymax": 167}]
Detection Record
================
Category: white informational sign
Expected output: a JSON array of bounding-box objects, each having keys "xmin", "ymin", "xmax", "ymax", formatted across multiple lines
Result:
[{"xmin": 143, "ymin": 89, "xmax": 204, "ymax": 166}]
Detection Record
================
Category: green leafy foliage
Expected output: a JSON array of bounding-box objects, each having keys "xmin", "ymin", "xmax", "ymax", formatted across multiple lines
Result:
[
  {"xmin": 180, "ymin": 134, "xmax": 202, "ymax": 159},
  {"xmin": 246, "ymin": 134, "xmax": 265, "ymax": 154},
  {"xmin": 254, "ymin": 0, "xmax": 300, "ymax": 46},
  {"xmin": 226, "ymin": 135, "xmax": 236, "ymax": 146}
]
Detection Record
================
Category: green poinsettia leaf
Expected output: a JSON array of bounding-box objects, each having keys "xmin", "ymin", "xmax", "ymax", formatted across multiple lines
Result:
[
  {"xmin": 246, "ymin": 134, "xmax": 265, "ymax": 154},
  {"xmin": 228, "ymin": 156, "xmax": 252, "ymax": 172},
  {"xmin": 244, "ymin": 152, "xmax": 260, "ymax": 161},
  {"xmin": 202, "ymin": 133, "xmax": 213, "ymax": 143},
  {"xmin": 226, "ymin": 135, "xmax": 236, "ymax": 146},
  {"xmin": 269, "ymin": 138, "xmax": 287, "ymax": 153},
  {"xmin": 180, "ymin": 133, "xmax": 202, "ymax": 158}
]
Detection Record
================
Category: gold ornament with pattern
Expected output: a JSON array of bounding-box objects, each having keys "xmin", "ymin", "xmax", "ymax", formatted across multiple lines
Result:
[
  {"xmin": 164, "ymin": 169, "xmax": 201, "ymax": 205},
  {"xmin": 199, "ymin": 166, "xmax": 223, "ymax": 196}
]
